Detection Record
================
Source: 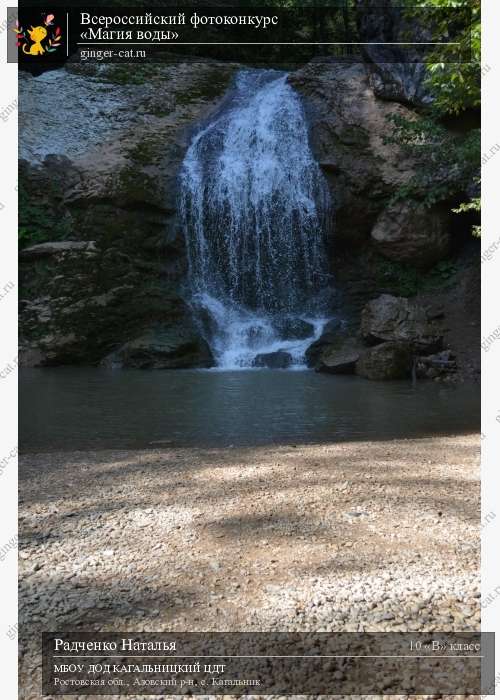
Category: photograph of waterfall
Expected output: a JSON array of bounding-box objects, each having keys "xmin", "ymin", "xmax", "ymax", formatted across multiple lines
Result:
[{"xmin": 12, "ymin": 1, "xmax": 490, "ymax": 697}]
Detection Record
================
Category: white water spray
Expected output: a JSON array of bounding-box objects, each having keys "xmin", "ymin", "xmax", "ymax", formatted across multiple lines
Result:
[{"xmin": 180, "ymin": 70, "xmax": 332, "ymax": 368}]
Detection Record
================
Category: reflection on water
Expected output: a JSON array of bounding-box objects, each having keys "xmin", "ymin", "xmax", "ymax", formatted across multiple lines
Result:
[{"xmin": 20, "ymin": 368, "xmax": 479, "ymax": 453}]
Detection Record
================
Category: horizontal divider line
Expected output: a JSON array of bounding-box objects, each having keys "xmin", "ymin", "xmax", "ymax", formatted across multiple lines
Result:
[
  {"xmin": 52, "ymin": 654, "xmax": 484, "ymax": 659},
  {"xmin": 75, "ymin": 41, "xmax": 461, "ymax": 46}
]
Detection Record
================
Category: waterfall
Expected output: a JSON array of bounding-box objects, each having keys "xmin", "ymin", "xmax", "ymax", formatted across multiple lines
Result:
[{"xmin": 180, "ymin": 69, "xmax": 332, "ymax": 369}]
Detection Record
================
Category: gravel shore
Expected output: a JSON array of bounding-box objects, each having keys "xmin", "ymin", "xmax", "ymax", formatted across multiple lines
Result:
[{"xmin": 19, "ymin": 434, "xmax": 480, "ymax": 699}]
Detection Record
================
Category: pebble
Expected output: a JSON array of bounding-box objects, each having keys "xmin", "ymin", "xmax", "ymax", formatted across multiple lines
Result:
[{"xmin": 18, "ymin": 434, "xmax": 480, "ymax": 699}]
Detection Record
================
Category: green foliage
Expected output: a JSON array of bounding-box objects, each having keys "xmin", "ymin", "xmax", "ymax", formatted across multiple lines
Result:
[
  {"xmin": 453, "ymin": 194, "xmax": 481, "ymax": 237},
  {"xmin": 411, "ymin": 0, "xmax": 481, "ymax": 116},
  {"xmin": 397, "ymin": 0, "xmax": 481, "ymax": 235},
  {"xmin": 430, "ymin": 260, "xmax": 458, "ymax": 282},
  {"xmin": 375, "ymin": 257, "xmax": 458, "ymax": 298},
  {"xmin": 102, "ymin": 64, "xmax": 163, "ymax": 85},
  {"xmin": 385, "ymin": 114, "xmax": 480, "ymax": 208},
  {"xmin": 18, "ymin": 181, "xmax": 72, "ymax": 249},
  {"xmin": 127, "ymin": 140, "xmax": 159, "ymax": 166},
  {"xmin": 375, "ymin": 258, "xmax": 420, "ymax": 297},
  {"xmin": 18, "ymin": 226, "xmax": 47, "ymax": 247}
]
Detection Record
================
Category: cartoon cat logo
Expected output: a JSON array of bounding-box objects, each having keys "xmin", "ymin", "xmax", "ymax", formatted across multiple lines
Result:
[
  {"xmin": 13, "ymin": 14, "xmax": 62, "ymax": 56},
  {"xmin": 23, "ymin": 25, "xmax": 48, "ymax": 56}
]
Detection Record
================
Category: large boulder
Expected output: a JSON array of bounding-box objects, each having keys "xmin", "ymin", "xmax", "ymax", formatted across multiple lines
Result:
[
  {"xmin": 371, "ymin": 201, "xmax": 450, "ymax": 268},
  {"xmin": 253, "ymin": 351, "xmax": 293, "ymax": 369},
  {"xmin": 305, "ymin": 319, "xmax": 344, "ymax": 367},
  {"xmin": 101, "ymin": 323, "xmax": 213, "ymax": 370},
  {"xmin": 362, "ymin": 63, "xmax": 432, "ymax": 108},
  {"xmin": 316, "ymin": 337, "xmax": 364, "ymax": 375},
  {"xmin": 361, "ymin": 294, "xmax": 442, "ymax": 351},
  {"xmin": 356, "ymin": 341, "xmax": 413, "ymax": 380}
]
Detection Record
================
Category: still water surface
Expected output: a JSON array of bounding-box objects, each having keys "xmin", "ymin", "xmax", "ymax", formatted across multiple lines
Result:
[{"xmin": 20, "ymin": 369, "xmax": 480, "ymax": 453}]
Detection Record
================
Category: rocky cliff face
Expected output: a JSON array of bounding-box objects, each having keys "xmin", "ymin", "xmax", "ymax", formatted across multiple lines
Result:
[
  {"xmin": 19, "ymin": 62, "xmax": 235, "ymax": 367},
  {"xmin": 354, "ymin": 0, "xmax": 435, "ymax": 108},
  {"xmin": 289, "ymin": 62, "xmax": 419, "ymax": 246},
  {"xmin": 19, "ymin": 57, "xmax": 478, "ymax": 377}
]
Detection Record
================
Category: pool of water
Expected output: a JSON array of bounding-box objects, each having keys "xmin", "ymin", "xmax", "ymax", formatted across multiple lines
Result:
[{"xmin": 19, "ymin": 368, "xmax": 480, "ymax": 453}]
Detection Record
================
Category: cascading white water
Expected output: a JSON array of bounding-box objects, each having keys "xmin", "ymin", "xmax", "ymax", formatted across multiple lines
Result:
[{"xmin": 180, "ymin": 70, "xmax": 332, "ymax": 369}]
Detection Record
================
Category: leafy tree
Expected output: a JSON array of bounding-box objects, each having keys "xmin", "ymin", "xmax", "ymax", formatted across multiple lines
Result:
[
  {"xmin": 390, "ymin": 0, "xmax": 480, "ymax": 235},
  {"xmin": 412, "ymin": 0, "xmax": 480, "ymax": 115},
  {"xmin": 385, "ymin": 114, "xmax": 479, "ymax": 208}
]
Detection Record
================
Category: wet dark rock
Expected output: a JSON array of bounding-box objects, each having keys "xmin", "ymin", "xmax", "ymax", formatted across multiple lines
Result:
[
  {"xmin": 355, "ymin": 1, "xmax": 435, "ymax": 108},
  {"xmin": 191, "ymin": 304, "xmax": 219, "ymax": 341},
  {"xmin": 416, "ymin": 350, "xmax": 457, "ymax": 379},
  {"xmin": 318, "ymin": 158, "xmax": 340, "ymax": 174},
  {"xmin": 361, "ymin": 294, "xmax": 442, "ymax": 352},
  {"xmin": 275, "ymin": 317, "xmax": 315, "ymax": 341},
  {"xmin": 356, "ymin": 341, "xmax": 413, "ymax": 380},
  {"xmin": 100, "ymin": 323, "xmax": 214, "ymax": 370},
  {"xmin": 363, "ymin": 63, "xmax": 432, "ymax": 108},
  {"xmin": 20, "ymin": 241, "xmax": 97, "ymax": 261},
  {"xmin": 316, "ymin": 337, "xmax": 364, "ymax": 375},
  {"xmin": 305, "ymin": 319, "xmax": 344, "ymax": 367},
  {"xmin": 253, "ymin": 351, "xmax": 293, "ymax": 369},
  {"xmin": 371, "ymin": 201, "xmax": 450, "ymax": 268}
]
